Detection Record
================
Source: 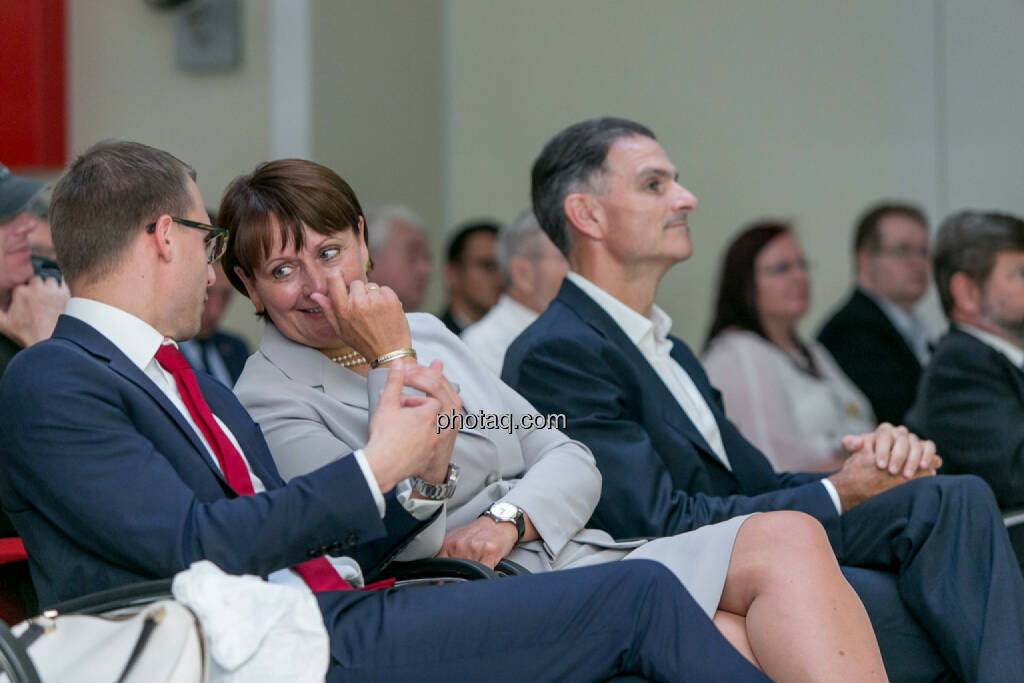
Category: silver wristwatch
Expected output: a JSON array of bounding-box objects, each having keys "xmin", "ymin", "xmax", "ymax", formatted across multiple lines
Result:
[
  {"xmin": 411, "ymin": 463, "xmax": 459, "ymax": 500},
  {"xmin": 481, "ymin": 501, "xmax": 526, "ymax": 541}
]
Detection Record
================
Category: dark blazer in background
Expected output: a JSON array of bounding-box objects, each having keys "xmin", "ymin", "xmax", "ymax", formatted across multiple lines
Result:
[
  {"xmin": 817, "ymin": 288, "xmax": 923, "ymax": 425},
  {"xmin": 504, "ymin": 277, "xmax": 1024, "ymax": 683},
  {"xmin": 905, "ymin": 328, "xmax": 1024, "ymax": 508},
  {"xmin": 181, "ymin": 330, "xmax": 250, "ymax": 386}
]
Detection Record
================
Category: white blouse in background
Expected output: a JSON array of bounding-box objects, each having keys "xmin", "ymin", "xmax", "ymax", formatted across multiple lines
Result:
[{"xmin": 702, "ymin": 329, "xmax": 875, "ymax": 473}]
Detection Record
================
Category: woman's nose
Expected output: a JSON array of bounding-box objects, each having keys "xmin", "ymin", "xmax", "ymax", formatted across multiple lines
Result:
[{"xmin": 300, "ymin": 270, "xmax": 325, "ymax": 296}]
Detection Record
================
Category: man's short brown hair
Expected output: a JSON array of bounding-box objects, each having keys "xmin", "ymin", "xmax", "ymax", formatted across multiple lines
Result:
[{"xmin": 49, "ymin": 140, "xmax": 196, "ymax": 285}]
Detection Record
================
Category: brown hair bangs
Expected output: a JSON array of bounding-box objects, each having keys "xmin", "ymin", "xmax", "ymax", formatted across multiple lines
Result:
[{"xmin": 219, "ymin": 158, "xmax": 366, "ymax": 299}]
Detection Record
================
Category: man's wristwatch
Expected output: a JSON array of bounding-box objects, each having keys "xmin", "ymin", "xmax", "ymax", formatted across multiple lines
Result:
[
  {"xmin": 411, "ymin": 463, "xmax": 459, "ymax": 500},
  {"xmin": 481, "ymin": 501, "xmax": 525, "ymax": 541}
]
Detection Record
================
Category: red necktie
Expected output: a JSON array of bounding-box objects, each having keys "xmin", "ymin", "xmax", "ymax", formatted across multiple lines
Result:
[{"xmin": 155, "ymin": 344, "xmax": 355, "ymax": 592}]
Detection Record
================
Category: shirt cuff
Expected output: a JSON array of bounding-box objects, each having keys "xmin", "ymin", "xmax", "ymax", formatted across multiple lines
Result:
[
  {"xmin": 352, "ymin": 449, "xmax": 387, "ymax": 518},
  {"xmin": 820, "ymin": 478, "xmax": 843, "ymax": 515},
  {"xmin": 395, "ymin": 479, "xmax": 444, "ymax": 520}
]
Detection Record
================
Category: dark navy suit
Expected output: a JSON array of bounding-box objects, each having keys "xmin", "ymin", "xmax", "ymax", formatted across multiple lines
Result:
[
  {"xmin": 818, "ymin": 288, "xmax": 925, "ymax": 424},
  {"xmin": 0, "ymin": 314, "xmax": 767, "ymax": 683},
  {"xmin": 505, "ymin": 278, "xmax": 1024, "ymax": 683}
]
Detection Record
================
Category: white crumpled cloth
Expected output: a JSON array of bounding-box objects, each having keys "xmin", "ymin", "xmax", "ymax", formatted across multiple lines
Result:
[{"xmin": 172, "ymin": 560, "xmax": 330, "ymax": 683}]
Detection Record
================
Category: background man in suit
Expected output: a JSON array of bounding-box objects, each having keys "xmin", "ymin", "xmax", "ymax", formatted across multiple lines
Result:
[
  {"xmin": 0, "ymin": 139, "xmax": 769, "ymax": 682},
  {"xmin": 818, "ymin": 202, "xmax": 932, "ymax": 424},
  {"xmin": 365, "ymin": 205, "xmax": 433, "ymax": 311},
  {"xmin": 179, "ymin": 261, "xmax": 250, "ymax": 386},
  {"xmin": 905, "ymin": 211, "xmax": 1024, "ymax": 563},
  {"xmin": 439, "ymin": 220, "xmax": 503, "ymax": 335},
  {"xmin": 461, "ymin": 209, "xmax": 568, "ymax": 375},
  {"xmin": 504, "ymin": 117, "xmax": 1024, "ymax": 682}
]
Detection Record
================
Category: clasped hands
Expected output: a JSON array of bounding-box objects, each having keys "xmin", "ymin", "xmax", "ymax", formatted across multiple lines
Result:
[{"xmin": 828, "ymin": 423, "xmax": 942, "ymax": 512}]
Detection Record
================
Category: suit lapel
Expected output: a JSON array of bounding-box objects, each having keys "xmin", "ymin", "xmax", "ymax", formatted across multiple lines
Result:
[
  {"xmin": 53, "ymin": 316, "xmax": 233, "ymax": 489},
  {"xmin": 853, "ymin": 290, "xmax": 922, "ymax": 369},
  {"xmin": 559, "ymin": 281, "xmax": 730, "ymax": 474}
]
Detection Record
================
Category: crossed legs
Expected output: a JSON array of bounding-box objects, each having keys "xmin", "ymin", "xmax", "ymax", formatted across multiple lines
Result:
[{"xmin": 714, "ymin": 511, "xmax": 887, "ymax": 682}]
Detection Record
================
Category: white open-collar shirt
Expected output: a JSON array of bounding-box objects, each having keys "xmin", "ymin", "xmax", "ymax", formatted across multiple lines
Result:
[{"xmin": 566, "ymin": 274, "xmax": 843, "ymax": 514}]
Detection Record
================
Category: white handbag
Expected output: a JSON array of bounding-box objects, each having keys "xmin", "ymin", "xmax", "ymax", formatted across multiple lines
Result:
[{"xmin": 2, "ymin": 599, "xmax": 206, "ymax": 683}]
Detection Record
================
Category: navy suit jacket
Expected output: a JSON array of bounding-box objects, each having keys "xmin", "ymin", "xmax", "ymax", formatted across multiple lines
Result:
[
  {"xmin": 817, "ymin": 288, "xmax": 923, "ymax": 425},
  {"xmin": 503, "ymin": 279, "xmax": 837, "ymax": 541},
  {"xmin": 905, "ymin": 328, "xmax": 1024, "ymax": 509},
  {"xmin": 208, "ymin": 330, "xmax": 250, "ymax": 384},
  {"xmin": 0, "ymin": 315, "xmax": 426, "ymax": 607}
]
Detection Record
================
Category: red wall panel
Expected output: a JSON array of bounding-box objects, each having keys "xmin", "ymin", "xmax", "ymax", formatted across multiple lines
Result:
[{"xmin": 0, "ymin": 0, "xmax": 66, "ymax": 169}]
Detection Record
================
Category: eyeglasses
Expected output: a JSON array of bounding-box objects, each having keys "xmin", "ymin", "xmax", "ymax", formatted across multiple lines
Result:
[
  {"xmin": 758, "ymin": 259, "xmax": 812, "ymax": 277},
  {"xmin": 873, "ymin": 245, "xmax": 929, "ymax": 261},
  {"xmin": 146, "ymin": 217, "xmax": 229, "ymax": 263}
]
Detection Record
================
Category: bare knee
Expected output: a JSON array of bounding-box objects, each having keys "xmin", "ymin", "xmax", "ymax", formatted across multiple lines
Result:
[{"xmin": 735, "ymin": 511, "xmax": 836, "ymax": 577}]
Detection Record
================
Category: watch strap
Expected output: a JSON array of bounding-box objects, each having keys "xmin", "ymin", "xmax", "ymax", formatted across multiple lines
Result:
[{"xmin": 410, "ymin": 463, "xmax": 459, "ymax": 500}]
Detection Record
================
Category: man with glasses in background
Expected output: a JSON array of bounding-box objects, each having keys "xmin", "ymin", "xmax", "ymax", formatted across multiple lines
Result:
[{"xmin": 818, "ymin": 202, "xmax": 933, "ymax": 424}]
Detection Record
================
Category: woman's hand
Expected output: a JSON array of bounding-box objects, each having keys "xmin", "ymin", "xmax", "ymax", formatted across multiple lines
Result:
[
  {"xmin": 404, "ymin": 360, "xmax": 462, "ymax": 485},
  {"xmin": 311, "ymin": 272, "xmax": 411, "ymax": 360}
]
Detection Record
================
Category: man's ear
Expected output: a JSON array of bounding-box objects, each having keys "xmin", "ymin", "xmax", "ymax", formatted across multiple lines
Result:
[
  {"xmin": 854, "ymin": 249, "xmax": 871, "ymax": 284},
  {"xmin": 233, "ymin": 265, "xmax": 264, "ymax": 313},
  {"xmin": 949, "ymin": 271, "xmax": 981, "ymax": 319},
  {"xmin": 149, "ymin": 214, "xmax": 176, "ymax": 262},
  {"xmin": 507, "ymin": 255, "xmax": 534, "ymax": 296},
  {"xmin": 444, "ymin": 261, "xmax": 459, "ymax": 292},
  {"xmin": 563, "ymin": 193, "xmax": 603, "ymax": 242}
]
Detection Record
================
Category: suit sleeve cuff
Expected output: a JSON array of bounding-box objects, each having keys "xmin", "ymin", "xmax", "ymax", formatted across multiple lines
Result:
[
  {"xmin": 352, "ymin": 449, "xmax": 387, "ymax": 518},
  {"xmin": 820, "ymin": 478, "xmax": 843, "ymax": 515},
  {"xmin": 395, "ymin": 479, "xmax": 444, "ymax": 520}
]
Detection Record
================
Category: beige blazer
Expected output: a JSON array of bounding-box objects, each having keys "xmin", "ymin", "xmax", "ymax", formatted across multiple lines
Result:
[{"xmin": 234, "ymin": 314, "xmax": 654, "ymax": 572}]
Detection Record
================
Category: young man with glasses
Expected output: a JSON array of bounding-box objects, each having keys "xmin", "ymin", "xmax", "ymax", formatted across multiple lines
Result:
[{"xmin": 818, "ymin": 202, "xmax": 933, "ymax": 424}]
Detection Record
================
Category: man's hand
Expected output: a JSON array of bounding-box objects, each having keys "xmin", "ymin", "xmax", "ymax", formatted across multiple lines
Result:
[
  {"xmin": 829, "ymin": 423, "xmax": 941, "ymax": 512},
  {"xmin": 311, "ymin": 272, "xmax": 411, "ymax": 362},
  {"xmin": 403, "ymin": 360, "xmax": 462, "ymax": 487},
  {"xmin": 0, "ymin": 276, "xmax": 69, "ymax": 347},
  {"xmin": 363, "ymin": 363, "xmax": 443, "ymax": 493},
  {"xmin": 437, "ymin": 516, "xmax": 519, "ymax": 569},
  {"xmin": 840, "ymin": 423, "xmax": 941, "ymax": 478}
]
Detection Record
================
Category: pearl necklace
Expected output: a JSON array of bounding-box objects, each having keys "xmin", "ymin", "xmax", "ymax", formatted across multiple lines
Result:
[{"xmin": 329, "ymin": 349, "xmax": 367, "ymax": 368}]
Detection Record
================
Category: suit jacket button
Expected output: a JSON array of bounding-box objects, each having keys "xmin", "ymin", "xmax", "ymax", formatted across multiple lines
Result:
[
  {"xmin": 306, "ymin": 548, "xmax": 320, "ymax": 559},
  {"xmin": 327, "ymin": 542, "xmax": 343, "ymax": 554},
  {"xmin": 345, "ymin": 532, "xmax": 359, "ymax": 547}
]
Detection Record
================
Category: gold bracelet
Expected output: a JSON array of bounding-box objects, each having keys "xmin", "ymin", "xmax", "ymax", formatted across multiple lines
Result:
[{"xmin": 370, "ymin": 347, "xmax": 417, "ymax": 369}]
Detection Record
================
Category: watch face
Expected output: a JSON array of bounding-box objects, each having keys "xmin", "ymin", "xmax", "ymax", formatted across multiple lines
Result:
[{"xmin": 490, "ymin": 502, "xmax": 518, "ymax": 521}]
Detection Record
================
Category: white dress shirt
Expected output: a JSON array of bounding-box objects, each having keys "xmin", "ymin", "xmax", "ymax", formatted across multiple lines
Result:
[
  {"xmin": 567, "ymin": 274, "xmax": 843, "ymax": 513},
  {"xmin": 460, "ymin": 294, "xmax": 540, "ymax": 375},
  {"xmin": 63, "ymin": 297, "xmax": 388, "ymax": 588}
]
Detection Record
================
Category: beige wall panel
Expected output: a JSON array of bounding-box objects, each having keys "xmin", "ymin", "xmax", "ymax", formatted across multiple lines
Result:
[
  {"xmin": 68, "ymin": 0, "xmax": 271, "ymax": 345},
  {"xmin": 311, "ymin": 0, "xmax": 447, "ymax": 312},
  {"xmin": 447, "ymin": 0, "xmax": 940, "ymax": 346}
]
